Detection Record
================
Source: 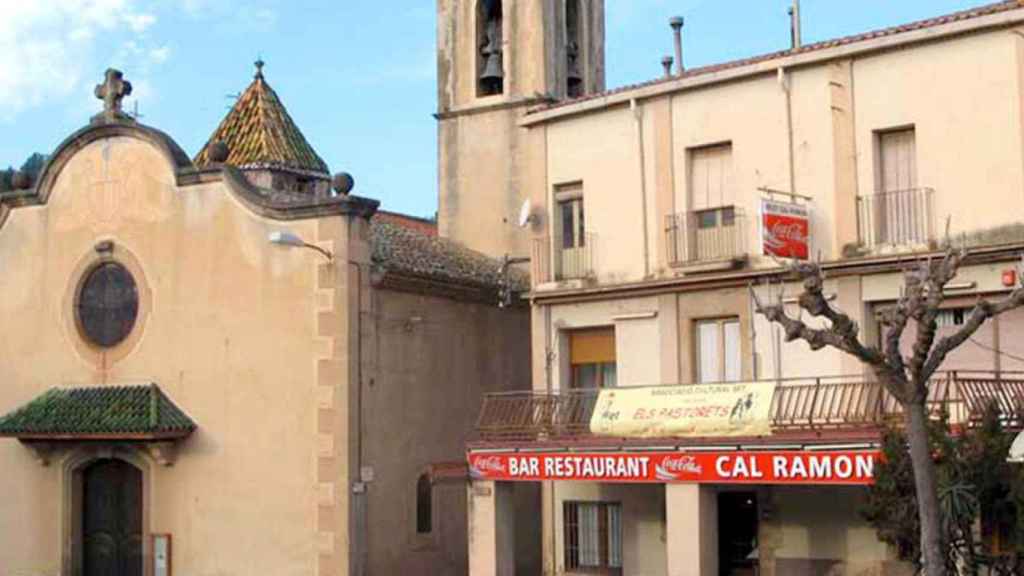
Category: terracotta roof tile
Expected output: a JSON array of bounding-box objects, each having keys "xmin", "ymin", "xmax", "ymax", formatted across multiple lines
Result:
[
  {"xmin": 370, "ymin": 217, "xmax": 528, "ymax": 292},
  {"xmin": 0, "ymin": 384, "xmax": 196, "ymax": 439},
  {"xmin": 375, "ymin": 210, "xmax": 438, "ymax": 237},
  {"xmin": 195, "ymin": 68, "xmax": 329, "ymax": 175},
  {"xmin": 534, "ymin": 1, "xmax": 1023, "ymax": 114}
]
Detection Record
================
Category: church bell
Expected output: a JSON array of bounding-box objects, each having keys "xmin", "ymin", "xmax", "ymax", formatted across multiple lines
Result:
[{"xmin": 480, "ymin": 49, "xmax": 504, "ymax": 84}]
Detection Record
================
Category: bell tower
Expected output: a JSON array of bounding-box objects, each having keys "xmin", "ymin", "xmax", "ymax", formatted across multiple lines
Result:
[{"xmin": 437, "ymin": 0, "xmax": 605, "ymax": 258}]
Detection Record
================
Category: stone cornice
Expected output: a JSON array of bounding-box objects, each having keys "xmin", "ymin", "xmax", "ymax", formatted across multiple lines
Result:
[{"xmin": 0, "ymin": 119, "xmax": 379, "ymax": 225}]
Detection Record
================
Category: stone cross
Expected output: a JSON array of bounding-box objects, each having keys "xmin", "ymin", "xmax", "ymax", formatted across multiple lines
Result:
[{"xmin": 92, "ymin": 68, "xmax": 133, "ymax": 123}]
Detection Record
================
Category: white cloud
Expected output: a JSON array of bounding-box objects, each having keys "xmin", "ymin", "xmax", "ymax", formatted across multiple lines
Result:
[{"xmin": 0, "ymin": 0, "xmax": 159, "ymax": 122}]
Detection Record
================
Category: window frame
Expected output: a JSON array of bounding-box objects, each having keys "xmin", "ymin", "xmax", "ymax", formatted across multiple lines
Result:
[
  {"xmin": 415, "ymin": 473, "xmax": 433, "ymax": 535},
  {"xmin": 563, "ymin": 500, "xmax": 623, "ymax": 574},
  {"xmin": 695, "ymin": 317, "xmax": 742, "ymax": 384},
  {"xmin": 555, "ymin": 183, "xmax": 585, "ymax": 250},
  {"xmin": 567, "ymin": 327, "xmax": 617, "ymax": 390}
]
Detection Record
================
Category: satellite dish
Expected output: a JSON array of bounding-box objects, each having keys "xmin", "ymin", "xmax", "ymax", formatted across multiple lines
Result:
[
  {"xmin": 1009, "ymin": 430, "xmax": 1024, "ymax": 463},
  {"xmin": 517, "ymin": 199, "xmax": 534, "ymax": 228}
]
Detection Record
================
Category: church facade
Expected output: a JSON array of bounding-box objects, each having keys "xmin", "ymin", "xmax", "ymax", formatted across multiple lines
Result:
[{"xmin": 0, "ymin": 65, "xmax": 531, "ymax": 576}]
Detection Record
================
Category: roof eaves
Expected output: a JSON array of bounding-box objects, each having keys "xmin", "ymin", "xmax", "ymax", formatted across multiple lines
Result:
[{"xmin": 524, "ymin": 1, "xmax": 1024, "ymax": 126}]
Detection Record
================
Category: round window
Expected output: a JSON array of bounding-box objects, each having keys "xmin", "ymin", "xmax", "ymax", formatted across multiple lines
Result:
[{"xmin": 77, "ymin": 262, "xmax": 139, "ymax": 348}]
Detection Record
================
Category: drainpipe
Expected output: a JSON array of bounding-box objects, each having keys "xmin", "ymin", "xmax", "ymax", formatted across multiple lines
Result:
[
  {"xmin": 632, "ymin": 98, "xmax": 652, "ymax": 277},
  {"xmin": 778, "ymin": 67, "xmax": 797, "ymax": 195}
]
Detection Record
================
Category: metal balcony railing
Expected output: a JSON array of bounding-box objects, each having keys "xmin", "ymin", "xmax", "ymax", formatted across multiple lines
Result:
[
  {"xmin": 665, "ymin": 207, "xmax": 747, "ymax": 266},
  {"xmin": 474, "ymin": 372, "xmax": 1024, "ymax": 443},
  {"xmin": 857, "ymin": 188, "xmax": 935, "ymax": 248},
  {"xmin": 532, "ymin": 234, "xmax": 595, "ymax": 283}
]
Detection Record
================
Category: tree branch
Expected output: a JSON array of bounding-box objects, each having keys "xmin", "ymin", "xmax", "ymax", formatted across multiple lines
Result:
[
  {"xmin": 922, "ymin": 287, "xmax": 1024, "ymax": 378},
  {"xmin": 751, "ymin": 263, "xmax": 885, "ymax": 367}
]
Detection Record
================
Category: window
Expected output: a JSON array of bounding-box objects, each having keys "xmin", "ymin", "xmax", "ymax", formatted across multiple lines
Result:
[
  {"xmin": 556, "ymin": 184, "xmax": 585, "ymax": 249},
  {"xmin": 477, "ymin": 0, "xmax": 504, "ymax": 96},
  {"xmin": 565, "ymin": 502, "xmax": 622, "ymax": 573},
  {"xmin": 570, "ymin": 328, "xmax": 616, "ymax": 389},
  {"xmin": 877, "ymin": 128, "xmax": 917, "ymax": 194},
  {"xmin": 689, "ymin": 143, "xmax": 734, "ymax": 212},
  {"xmin": 554, "ymin": 183, "xmax": 590, "ymax": 279},
  {"xmin": 696, "ymin": 318, "xmax": 741, "ymax": 383},
  {"xmin": 936, "ymin": 307, "xmax": 969, "ymax": 328},
  {"xmin": 696, "ymin": 206, "xmax": 735, "ymax": 229},
  {"xmin": 872, "ymin": 127, "xmax": 923, "ymax": 245},
  {"xmin": 416, "ymin": 474, "xmax": 432, "ymax": 534},
  {"xmin": 77, "ymin": 261, "xmax": 139, "ymax": 348}
]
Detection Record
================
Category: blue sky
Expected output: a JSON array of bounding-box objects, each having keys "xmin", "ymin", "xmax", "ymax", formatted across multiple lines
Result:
[{"xmin": 0, "ymin": 0, "xmax": 995, "ymax": 218}]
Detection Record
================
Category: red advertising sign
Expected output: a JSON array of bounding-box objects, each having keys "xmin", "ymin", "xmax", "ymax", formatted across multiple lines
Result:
[
  {"xmin": 468, "ymin": 450, "xmax": 879, "ymax": 486},
  {"xmin": 762, "ymin": 199, "xmax": 810, "ymax": 260}
]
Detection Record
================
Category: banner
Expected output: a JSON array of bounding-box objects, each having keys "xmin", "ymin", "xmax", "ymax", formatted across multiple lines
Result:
[
  {"xmin": 468, "ymin": 450, "xmax": 880, "ymax": 486},
  {"xmin": 588, "ymin": 383, "xmax": 774, "ymax": 438},
  {"xmin": 761, "ymin": 198, "xmax": 810, "ymax": 260}
]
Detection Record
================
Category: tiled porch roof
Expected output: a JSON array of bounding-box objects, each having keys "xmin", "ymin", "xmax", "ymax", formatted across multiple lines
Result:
[{"xmin": 0, "ymin": 384, "xmax": 195, "ymax": 440}]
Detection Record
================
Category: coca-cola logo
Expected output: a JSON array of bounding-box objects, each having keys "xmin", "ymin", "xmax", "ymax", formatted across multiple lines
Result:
[
  {"xmin": 660, "ymin": 455, "xmax": 702, "ymax": 474},
  {"xmin": 472, "ymin": 456, "xmax": 506, "ymax": 474},
  {"xmin": 768, "ymin": 222, "xmax": 807, "ymax": 243}
]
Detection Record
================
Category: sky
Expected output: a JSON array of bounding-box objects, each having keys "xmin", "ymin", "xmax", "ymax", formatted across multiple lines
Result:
[{"xmin": 0, "ymin": 0, "xmax": 997, "ymax": 219}]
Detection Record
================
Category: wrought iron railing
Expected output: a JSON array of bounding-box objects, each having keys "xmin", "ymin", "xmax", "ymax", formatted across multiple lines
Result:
[
  {"xmin": 474, "ymin": 372, "xmax": 1024, "ymax": 443},
  {"xmin": 665, "ymin": 207, "xmax": 747, "ymax": 266},
  {"xmin": 532, "ymin": 234, "xmax": 595, "ymax": 283},
  {"xmin": 857, "ymin": 188, "xmax": 934, "ymax": 248}
]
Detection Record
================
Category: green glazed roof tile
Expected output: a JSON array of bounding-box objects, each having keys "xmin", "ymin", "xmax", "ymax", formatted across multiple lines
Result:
[{"xmin": 0, "ymin": 384, "xmax": 196, "ymax": 438}]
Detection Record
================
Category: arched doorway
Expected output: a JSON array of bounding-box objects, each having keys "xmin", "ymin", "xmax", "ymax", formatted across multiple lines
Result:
[{"xmin": 82, "ymin": 459, "xmax": 143, "ymax": 576}]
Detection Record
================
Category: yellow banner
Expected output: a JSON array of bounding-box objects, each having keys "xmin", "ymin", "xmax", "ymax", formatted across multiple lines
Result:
[{"xmin": 589, "ymin": 383, "xmax": 775, "ymax": 438}]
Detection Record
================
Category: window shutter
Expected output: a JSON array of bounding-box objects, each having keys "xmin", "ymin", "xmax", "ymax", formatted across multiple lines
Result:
[{"xmin": 570, "ymin": 328, "xmax": 616, "ymax": 365}]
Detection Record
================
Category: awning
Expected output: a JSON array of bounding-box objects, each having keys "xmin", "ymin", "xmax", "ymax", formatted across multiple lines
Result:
[{"xmin": 0, "ymin": 383, "xmax": 195, "ymax": 442}]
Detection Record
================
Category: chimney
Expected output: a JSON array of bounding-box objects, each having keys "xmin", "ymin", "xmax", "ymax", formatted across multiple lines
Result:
[
  {"xmin": 661, "ymin": 56, "xmax": 674, "ymax": 78},
  {"xmin": 789, "ymin": 0, "xmax": 802, "ymax": 49},
  {"xmin": 670, "ymin": 16, "xmax": 684, "ymax": 75}
]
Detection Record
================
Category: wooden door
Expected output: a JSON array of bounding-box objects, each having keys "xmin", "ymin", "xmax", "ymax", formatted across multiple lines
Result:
[{"xmin": 83, "ymin": 459, "xmax": 143, "ymax": 576}]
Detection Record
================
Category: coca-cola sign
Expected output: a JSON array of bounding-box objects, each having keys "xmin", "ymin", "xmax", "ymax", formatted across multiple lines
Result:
[
  {"xmin": 467, "ymin": 450, "xmax": 880, "ymax": 485},
  {"xmin": 761, "ymin": 198, "xmax": 810, "ymax": 260}
]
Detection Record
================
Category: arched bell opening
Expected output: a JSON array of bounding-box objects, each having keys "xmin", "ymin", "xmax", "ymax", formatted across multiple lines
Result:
[{"xmin": 477, "ymin": 0, "xmax": 504, "ymax": 96}]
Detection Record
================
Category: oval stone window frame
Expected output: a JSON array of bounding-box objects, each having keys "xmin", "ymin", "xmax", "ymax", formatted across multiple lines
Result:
[
  {"xmin": 64, "ymin": 243, "xmax": 151, "ymax": 367},
  {"xmin": 76, "ymin": 261, "xmax": 140, "ymax": 348}
]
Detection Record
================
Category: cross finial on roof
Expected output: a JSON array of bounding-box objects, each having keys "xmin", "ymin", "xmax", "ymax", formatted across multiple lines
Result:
[
  {"xmin": 92, "ymin": 68, "xmax": 133, "ymax": 124},
  {"xmin": 255, "ymin": 58, "xmax": 265, "ymax": 79}
]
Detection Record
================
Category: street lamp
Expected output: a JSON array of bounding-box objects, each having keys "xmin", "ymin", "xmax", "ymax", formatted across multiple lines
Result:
[{"xmin": 268, "ymin": 231, "xmax": 333, "ymax": 261}]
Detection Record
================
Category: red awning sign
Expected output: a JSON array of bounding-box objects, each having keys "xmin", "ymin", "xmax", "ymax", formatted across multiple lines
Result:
[{"xmin": 468, "ymin": 450, "xmax": 879, "ymax": 486}]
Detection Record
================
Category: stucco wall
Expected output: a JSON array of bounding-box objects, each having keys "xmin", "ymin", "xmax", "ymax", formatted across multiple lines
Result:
[
  {"xmin": 532, "ymin": 23, "xmax": 1024, "ymax": 288},
  {"xmin": 0, "ymin": 135, "xmax": 337, "ymax": 575},
  {"xmin": 362, "ymin": 289, "xmax": 532, "ymax": 575}
]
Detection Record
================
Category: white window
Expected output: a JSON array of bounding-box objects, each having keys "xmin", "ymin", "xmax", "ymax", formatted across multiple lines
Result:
[
  {"xmin": 554, "ymin": 183, "xmax": 588, "ymax": 279},
  {"xmin": 689, "ymin": 143, "xmax": 735, "ymax": 211},
  {"xmin": 697, "ymin": 318, "xmax": 741, "ymax": 383},
  {"xmin": 878, "ymin": 128, "xmax": 917, "ymax": 194},
  {"xmin": 564, "ymin": 501, "xmax": 622, "ymax": 572}
]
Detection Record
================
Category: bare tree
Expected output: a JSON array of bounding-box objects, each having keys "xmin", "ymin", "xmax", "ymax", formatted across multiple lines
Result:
[{"xmin": 752, "ymin": 245, "xmax": 1024, "ymax": 576}]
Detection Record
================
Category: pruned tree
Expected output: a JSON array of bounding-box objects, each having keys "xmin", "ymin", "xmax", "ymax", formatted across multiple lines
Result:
[{"xmin": 752, "ymin": 243, "xmax": 1024, "ymax": 576}]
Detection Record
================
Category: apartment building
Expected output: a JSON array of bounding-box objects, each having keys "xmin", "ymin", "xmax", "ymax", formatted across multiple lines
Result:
[{"xmin": 455, "ymin": 2, "xmax": 1024, "ymax": 574}]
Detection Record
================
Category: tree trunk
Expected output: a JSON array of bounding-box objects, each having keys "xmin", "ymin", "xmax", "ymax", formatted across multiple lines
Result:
[{"xmin": 904, "ymin": 399, "xmax": 947, "ymax": 576}]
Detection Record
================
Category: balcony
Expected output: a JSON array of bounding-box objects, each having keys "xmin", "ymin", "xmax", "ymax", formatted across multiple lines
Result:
[
  {"xmin": 473, "ymin": 372, "xmax": 1024, "ymax": 446},
  {"xmin": 857, "ymin": 188, "xmax": 934, "ymax": 249},
  {"xmin": 665, "ymin": 207, "xmax": 747, "ymax": 270},
  {"xmin": 532, "ymin": 233, "xmax": 595, "ymax": 284}
]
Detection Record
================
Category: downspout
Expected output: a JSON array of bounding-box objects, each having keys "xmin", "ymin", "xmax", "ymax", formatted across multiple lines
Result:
[
  {"xmin": 778, "ymin": 67, "xmax": 797, "ymax": 195},
  {"xmin": 632, "ymin": 98, "xmax": 652, "ymax": 277}
]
